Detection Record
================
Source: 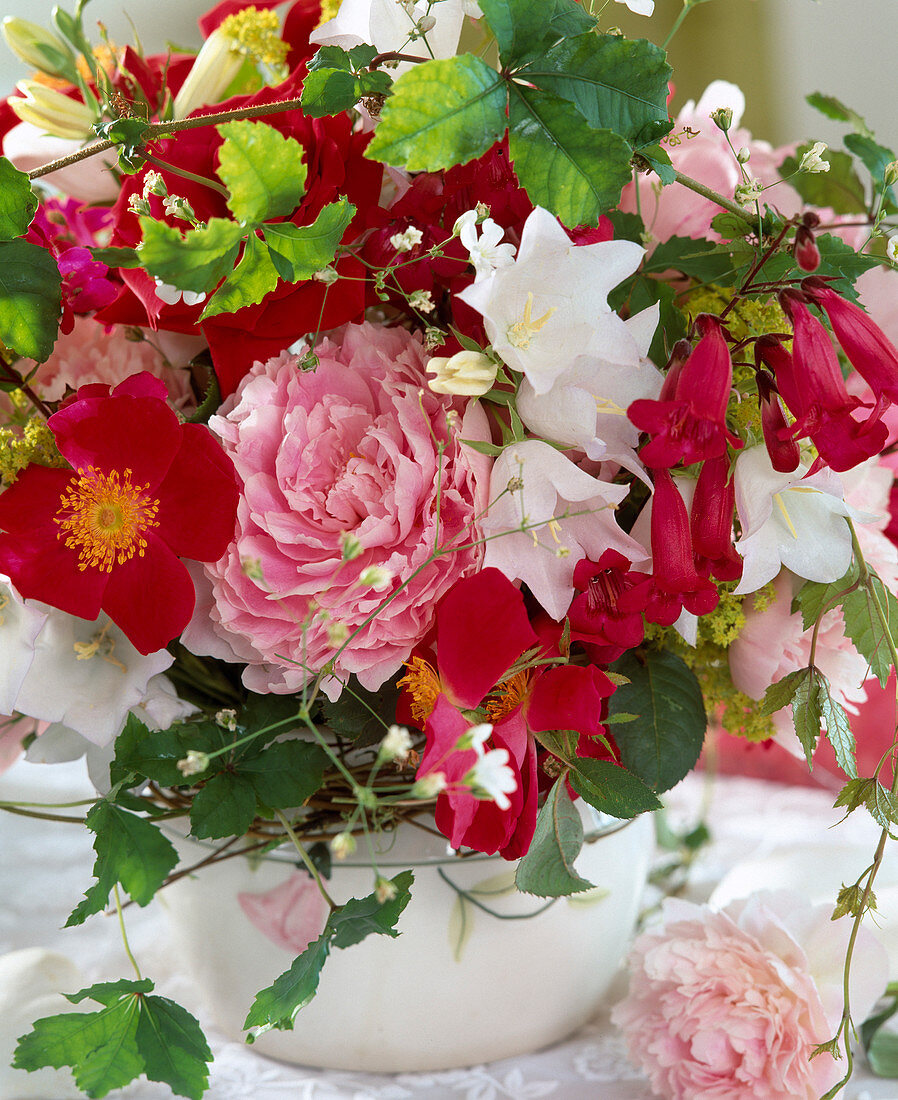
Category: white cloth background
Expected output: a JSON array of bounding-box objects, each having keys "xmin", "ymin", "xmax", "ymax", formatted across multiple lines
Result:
[{"xmin": 3, "ymin": 761, "xmax": 898, "ymax": 1099}]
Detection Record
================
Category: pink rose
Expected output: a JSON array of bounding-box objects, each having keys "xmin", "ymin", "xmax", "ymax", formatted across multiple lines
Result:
[
  {"xmin": 182, "ymin": 322, "xmax": 491, "ymax": 697},
  {"xmin": 612, "ymin": 891, "xmax": 887, "ymax": 1100}
]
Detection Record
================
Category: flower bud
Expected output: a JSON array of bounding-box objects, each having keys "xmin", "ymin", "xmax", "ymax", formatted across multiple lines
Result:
[
  {"xmin": 331, "ymin": 831, "xmax": 356, "ymax": 860},
  {"xmin": 2, "ymin": 17, "xmax": 77, "ymax": 82},
  {"xmin": 339, "ymin": 530, "xmax": 363, "ymax": 560},
  {"xmin": 425, "ymin": 350, "xmax": 498, "ymax": 396},
  {"xmin": 411, "ymin": 771, "xmax": 447, "ymax": 799},
  {"xmin": 793, "ymin": 225, "xmax": 820, "ymax": 273},
  {"xmin": 710, "ymin": 106, "xmax": 732, "ymax": 133},
  {"xmin": 172, "ymin": 28, "xmax": 243, "ymax": 120},
  {"xmin": 10, "ymin": 80, "xmax": 96, "ymax": 141},
  {"xmin": 378, "ymin": 724, "xmax": 413, "ymax": 765},
  {"xmin": 734, "ymin": 177, "xmax": 763, "ymax": 205},
  {"xmin": 799, "ymin": 141, "xmax": 830, "ymax": 174},
  {"xmin": 358, "ymin": 565, "xmax": 394, "ymax": 591},
  {"xmin": 888, "ymin": 236, "xmax": 898, "ymax": 265},
  {"xmin": 177, "ymin": 749, "xmax": 211, "ymax": 777},
  {"xmin": 375, "ymin": 876, "xmax": 398, "ymax": 903},
  {"xmin": 884, "ymin": 161, "xmax": 898, "ymax": 187}
]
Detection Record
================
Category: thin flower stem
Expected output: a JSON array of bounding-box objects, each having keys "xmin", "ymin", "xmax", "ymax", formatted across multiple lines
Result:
[
  {"xmin": 113, "ymin": 885, "xmax": 143, "ymax": 981},
  {"xmin": 672, "ymin": 168, "xmax": 759, "ymax": 227},
  {"xmin": 0, "ymin": 804, "xmax": 86, "ymax": 823},
  {"xmin": 0, "ymin": 361, "xmax": 52, "ymax": 418},
  {"xmin": 141, "ymin": 152, "xmax": 230, "ymax": 198},
  {"xmin": 274, "ymin": 809, "xmax": 338, "ymax": 910}
]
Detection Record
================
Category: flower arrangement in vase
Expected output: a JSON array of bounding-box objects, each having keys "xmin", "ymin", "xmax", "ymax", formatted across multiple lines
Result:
[{"xmin": 1, "ymin": 0, "xmax": 898, "ymax": 1097}]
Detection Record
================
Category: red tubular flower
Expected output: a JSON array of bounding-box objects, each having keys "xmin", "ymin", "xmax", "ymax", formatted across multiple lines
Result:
[
  {"xmin": 0, "ymin": 373, "xmax": 239, "ymax": 654},
  {"xmin": 754, "ymin": 366, "xmax": 801, "ymax": 473},
  {"xmin": 619, "ymin": 469, "xmax": 719, "ymax": 626},
  {"xmin": 567, "ymin": 550, "xmax": 648, "ymax": 664},
  {"xmin": 803, "ymin": 278, "xmax": 898, "ymax": 405},
  {"xmin": 773, "ymin": 294, "xmax": 888, "ymax": 472},
  {"xmin": 690, "ymin": 453, "xmax": 742, "ymax": 582},
  {"xmin": 400, "ymin": 568, "xmax": 616, "ymax": 859},
  {"xmin": 628, "ymin": 316, "xmax": 742, "ymax": 469}
]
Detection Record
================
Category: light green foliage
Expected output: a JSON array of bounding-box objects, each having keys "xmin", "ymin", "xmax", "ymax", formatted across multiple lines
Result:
[
  {"xmin": 301, "ymin": 45, "xmax": 392, "ymax": 118},
  {"xmin": 0, "ymin": 158, "xmax": 38, "ymax": 239},
  {"xmin": 139, "ymin": 217, "xmax": 245, "ymax": 293},
  {"xmin": 216, "ymin": 120, "xmax": 308, "ymax": 225},
  {"xmin": 0, "ymin": 239, "xmax": 62, "ymax": 362},
  {"xmin": 262, "ymin": 198, "xmax": 356, "ymax": 282}
]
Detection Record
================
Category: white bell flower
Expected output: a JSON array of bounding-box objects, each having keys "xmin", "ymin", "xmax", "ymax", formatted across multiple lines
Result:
[
  {"xmin": 614, "ymin": 0, "xmax": 654, "ymax": 14},
  {"xmin": 482, "ymin": 440, "xmax": 647, "ymax": 619},
  {"xmin": 457, "ymin": 206, "xmax": 645, "ymax": 395},
  {"xmin": 733, "ymin": 445, "xmax": 868, "ymax": 595},
  {"xmin": 310, "ymin": 0, "xmax": 473, "ymax": 61},
  {"xmin": 0, "ymin": 576, "xmax": 46, "ymax": 715}
]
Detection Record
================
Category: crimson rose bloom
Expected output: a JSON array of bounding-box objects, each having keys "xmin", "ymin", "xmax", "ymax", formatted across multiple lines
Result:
[{"xmin": 0, "ymin": 373, "xmax": 239, "ymax": 654}]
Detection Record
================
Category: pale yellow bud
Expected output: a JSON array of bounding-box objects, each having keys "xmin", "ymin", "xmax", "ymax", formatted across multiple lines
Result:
[
  {"xmin": 10, "ymin": 79, "xmax": 95, "ymax": 141},
  {"xmin": 172, "ymin": 28, "xmax": 243, "ymax": 120},
  {"xmin": 2, "ymin": 17, "xmax": 76, "ymax": 81},
  {"xmin": 426, "ymin": 350, "xmax": 498, "ymax": 396}
]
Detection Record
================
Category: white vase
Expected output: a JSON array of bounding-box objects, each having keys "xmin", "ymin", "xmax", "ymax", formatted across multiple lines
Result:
[{"xmin": 161, "ymin": 807, "xmax": 654, "ymax": 1073}]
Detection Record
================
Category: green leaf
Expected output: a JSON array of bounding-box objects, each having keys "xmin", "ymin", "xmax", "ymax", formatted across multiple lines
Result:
[
  {"xmin": 14, "ymin": 992, "xmax": 144, "ymax": 1098},
  {"xmin": 794, "ymin": 564, "xmax": 859, "ymax": 631},
  {"xmin": 643, "ymin": 236, "xmax": 739, "ymax": 281},
  {"xmin": 862, "ymin": 994, "xmax": 898, "ymax": 1077},
  {"xmin": 243, "ymin": 933, "xmax": 332, "ymax": 1035},
  {"xmin": 834, "ymin": 776, "xmax": 878, "ymax": 815},
  {"xmin": 217, "ymin": 120, "xmax": 308, "ymax": 225},
  {"xmin": 638, "ymin": 143, "xmax": 676, "ymax": 185},
  {"xmin": 844, "ymin": 132, "xmax": 897, "ymax": 195},
  {"xmin": 568, "ymin": 758, "xmax": 661, "ymax": 819},
  {"xmin": 0, "ymin": 157, "xmax": 38, "ymax": 239},
  {"xmin": 515, "ymin": 777, "xmax": 594, "ymax": 897},
  {"xmin": 189, "ymin": 771, "xmax": 258, "ymax": 839},
  {"xmin": 329, "ymin": 869, "xmax": 414, "ymax": 948},
  {"xmin": 0, "ymin": 238, "xmax": 61, "ymax": 361},
  {"xmin": 780, "ymin": 147, "xmax": 867, "ymax": 215},
  {"xmin": 139, "ymin": 217, "xmax": 244, "ymax": 293},
  {"xmin": 806, "ymin": 92, "xmax": 873, "ymax": 138},
  {"xmin": 478, "ymin": 0, "xmax": 584, "ymax": 64},
  {"xmin": 841, "ymin": 571, "xmax": 898, "ymax": 688},
  {"xmin": 67, "ymin": 802, "xmax": 178, "ymax": 925},
  {"xmin": 111, "ymin": 715, "xmax": 227, "ymax": 788},
  {"xmin": 67, "ymin": 979, "xmax": 154, "ymax": 1006},
  {"xmin": 517, "ymin": 32, "xmax": 671, "ymax": 147},
  {"xmin": 199, "ymin": 231, "xmax": 280, "ymax": 320},
  {"xmin": 759, "ymin": 667, "xmax": 811, "ymax": 715},
  {"xmin": 317, "ymin": 676, "xmax": 399, "ymax": 747},
  {"xmin": 301, "ymin": 68, "xmax": 361, "ymax": 117},
  {"xmin": 90, "ymin": 245, "xmax": 142, "ymax": 268},
  {"xmin": 365, "ymin": 55, "xmax": 506, "ymax": 171},
  {"xmin": 239, "ymin": 740, "xmax": 330, "ymax": 810},
  {"xmin": 815, "ymin": 674, "xmax": 856, "ymax": 778},
  {"xmin": 790, "ymin": 667, "xmax": 821, "ymax": 765},
  {"xmin": 262, "ymin": 197, "xmax": 356, "ymax": 282},
  {"xmin": 508, "ymin": 86, "xmax": 632, "ymax": 226},
  {"xmin": 308, "ymin": 45, "xmax": 355, "ymax": 71},
  {"xmin": 813, "ymin": 233, "xmax": 882, "ymax": 299},
  {"xmin": 606, "ymin": 650, "xmax": 707, "ymax": 792},
  {"xmin": 135, "ymin": 996, "xmax": 212, "ymax": 1100}
]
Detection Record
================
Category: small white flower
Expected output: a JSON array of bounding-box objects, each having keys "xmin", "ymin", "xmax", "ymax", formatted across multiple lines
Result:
[
  {"xmin": 142, "ymin": 170, "xmax": 166, "ymax": 198},
  {"xmin": 799, "ymin": 141, "xmax": 830, "ymax": 174},
  {"xmin": 313, "ymin": 265, "xmax": 340, "ymax": 284},
  {"xmin": 379, "ymin": 723, "xmax": 413, "ymax": 764},
  {"xmin": 389, "ymin": 226, "xmax": 423, "ymax": 253},
  {"xmin": 408, "ymin": 289, "xmax": 435, "ymax": 313},
  {"xmin": 177, "ymin": 749, "xmax": 210, "ymax": 777},
  {"xmin": 331, "ymin": 831, "xmax": 356, "ymax": 859},
  {"xmin": 887, "ymin": 236, "xmax": 898, "ymax": 265},
  {"xmin": 412, "ymin": 770, "xmax": 447, "ymax": 798},
  {"xmin": 153, "ymin": 278, "xmax": 206, "ymax": 307},
  {"xmin": 457, "ymin": 210, "xmax": 516, "ymax": 281},
  {"xmin": 426, "ymin": 349, "xmax": 498, "ymax": 396},
  {"xmin": 358, "ymin": 565, "xmax": 394, "ymax": 591},
  {"xmin": 734, "ymin": 176, "xmax": 763, "ymax": 204},
  {"xmin": 614, "ymin": 0, "xmax": 653, "ymax": 14},
  {"xmin": 465, "ymin": 747, "xmax": 517, "ymax": 810},
  {"xmin": 375, "ymin": 876, "xmax": 398, "ymax": 903},
  {"xmin": 127, "ymin": 194, "xmax": 150, "ymax": 217},
  {"xmin": 215, "ymin": 708, "xmax": 238, "ymax": 731},
  {"xmin": 455, "ymin": 721, "xmax": 493, "ymax": 755}
]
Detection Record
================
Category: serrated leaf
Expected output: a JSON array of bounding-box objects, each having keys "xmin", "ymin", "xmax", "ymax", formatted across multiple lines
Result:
[
  {"xmin": 0, "ymin": 238, "xmax": 61, "ymax": 361},
  {"xmin": 516, "ymin": 777, "xmax": 594, "ymax": 897},
  {"xmin": 780, "ymin": 146, "xmax": 867, "ymax": 216},
  {"xmin": 806, "ymin": 92, "xmax": 872, "ymax": 137},
  {"xmin": 606, "ymin": 649, "xmax": 706, "ymax": 792},
  {"xmin": 643, "ymin": 236, "xmax": 739, "ymax": 281},
  {"xmin": 845, "ymin": 132, "xmax": 897, "ymax": 195},
  {"xmin": 868, "ymin": 782, "xmax": 898, "ymax": 830},
  {"xmin": 834, "ymin": 776, "xmax": 877, "ymax": 814},
  {"xmin": 366, "ymin": 55, "xmax": 506, "ymax": 171},
  {"xmin": 239, "ymin": 739, "xmax": 330, "ymax": 810},
  {"xmin": 0, "ymin": 157, "xmax": 38, "ymax": 239},
  {"xmin": 139, "ymin": 217, "xmax": 244, "ymax": 293},
  {"xmin": 67, "ymin": 802, "xmax": 178, "ymax": 925},
  {"xmin": 791, "ymin": 668, "xmax": 821, "ymax": 765},
  {"xmin": 189, "ymin": 771, "xmax": 258, "ymax": 839},
  {"xmin": 759, "ymin": 667, "xmax": 811, "ymax": 716},
  {"xmin": 14, "ymin": 994, "xmax": 143, "ymax": 1098},
  {"xmin": 112, "ymin": 717, "xmax": 228, "ymax": 789},
  {"xmin": 135, "ymin": 996, "xmax": 211, "ymax": 1100},
  {"xmin": 262, "ymin": 198, "xmax": 356, "ymax": 282},
  {"xmin": 815, "ymin": 674, "xmax": 856, "ymax": 778},
  {"xmin": 90, "ymin": 245, "xmax": 142, "ymax": 268},
  {"xmin": 794, "ymin": 564, "xmax": 859, "ymax": 631},
  {"xmin": 67, "ymin": 980, "xmax": 154, "ymax": 1006},
  {"xmin": 638, "ymin": 143, "xmax": 676, "ymax": 184},
  {"xmin": 478, "ymin": 0, "xmax": 591, "ymax": 64},
  {"xmin": 568, "ymin": 758, "xmax": 661, "ymax": 818},
  {"xmin": 329, "ymin": 869, "xmax": 414, "ymax": 948},
  {"xmin": 813, "ymin": 233, "xmax": 882, "ymax": 299},
  {"xmin": 841, "ymin": 572, "xmax": 898, "ymax": 688},
  {"xmin": 199, "ymin": 231, "xmax": 280, "ymax": 320},
  {"xmin": 508, "ymin": 87, "xmax": 632, "ymax": 226},
  {"xmin": 517, "ymin": 32, "xmax": 671, "ymax": 147},
  {"xmin": 308, "ymin": 45, "xmax": 355, "ymax": 71},
  {"xmin": 301, "ymin": 68, "xmax": 361, "ymax": 117},
  {"xmin": 243, "ymin": 933, "xmax": 332, "ymax": 1034},
  {"xmin": 216, "ymin": 120, "xmax": 308, "ymax": 225}
]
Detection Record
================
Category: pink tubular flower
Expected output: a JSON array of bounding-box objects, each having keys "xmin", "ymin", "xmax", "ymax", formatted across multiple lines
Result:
[
  {"xmin": 628, "ymin": 316, "xmax": 741, "ymax": 469},
  {"xmin": 804, "ymin": 277, "xmax": 898, "ymax": 404},
  {"xmin": 0, "ymin": 373, "xmax": 239, "ymax": 654},
  {"xmin": 690, "ymin": 454, "xmax": 742, "ymax": 582},
  {"xmin": 182, "ymin": 323, "xmax": 491, "ymax": 697},
  {"xmin": 401, "ymin": 568, "xmax": 616, "ymax": 858},
  {"xmin": 612, "ymin": 891, "xmax": 887, "ymax": 1100},
  {"xmin": 620, "ymin": 469, "xmax": 718, "ymax": 626}
]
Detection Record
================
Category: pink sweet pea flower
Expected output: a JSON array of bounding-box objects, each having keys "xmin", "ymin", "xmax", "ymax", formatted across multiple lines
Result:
[{"xmin": 0, "ymin": 373, "xmax": 239, "ymax": 654}]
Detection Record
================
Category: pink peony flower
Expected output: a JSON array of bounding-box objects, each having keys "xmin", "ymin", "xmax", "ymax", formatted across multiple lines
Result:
[
  {"xmin": 612, "ymin": 891, "xmax": 887, "ymax": 1100},
  {"xmin": 182, "ymin": 323, "xmax": 492, "ymax": 698}
]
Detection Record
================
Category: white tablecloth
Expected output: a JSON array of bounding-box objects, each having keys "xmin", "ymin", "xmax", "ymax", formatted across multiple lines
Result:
[{"xmin": 3, "ymin": 761, "xmax": 898, "ymax": 1100}]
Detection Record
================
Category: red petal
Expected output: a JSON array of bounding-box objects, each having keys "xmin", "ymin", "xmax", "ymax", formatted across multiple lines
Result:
[
  {"xmin": 0, "ymin": 465, "xmax": 73, "ymax": 535},
  {"xmin": 50, "ymin": 393, "xmax": 181, "ymax": 489},
  {"xmin": 113, "ymin": 372, "xmax": 170, "ymax": 401},
  {"xmin": 436, "ymin": 568, "xmax": 537, "ymax": 709},
  {"xmin": 101, "ymin": 532, "xmax": 196, "ymax": 654},
  {"xmin": 528, "ymin": 664, "xmax": 613, "ymax": 738},
  {"xmin": 155, "ymin": 425, "xmax": 239, "ymax": 561},
  {"xmin": 0, "ymin": 531, "xmax": 107, "ymax": 619}
]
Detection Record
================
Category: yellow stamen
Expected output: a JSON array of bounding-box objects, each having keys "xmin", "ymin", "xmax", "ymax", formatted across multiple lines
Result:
[
  {"xmin": 221, "ymin": 7, "xmax": 289, "ymax": 67},
  {"xmin": 594, "ymin": 396, "xmax": 628, "ymax": 416},
  {"xmin": 398, "ymin": 656, "xmax": 443, "ymax": 727},
  {"xmin": 73, "ymin": 620, "xmax": 127, "ymax": 673},
  {"xmin": 546, "ymin": 518, "xmax": 563, "ymax": 544},
  {"xmin": 485, "ymin": 670, "xmax": 531, "ymax": 722},
  {"xmin": 0, "ymin": 591, "xmax": 7, "ymax": 627},
  {"xmin": 55, "ymin": 466, "xmax": 160, "ymax": 573},
  {"xmin": 773, "ymin": 491, "xmax": 798, "ymax": 539},
  {"xmin": 506, "ymin": 292, "xmax": 556, "ymax": 350}
]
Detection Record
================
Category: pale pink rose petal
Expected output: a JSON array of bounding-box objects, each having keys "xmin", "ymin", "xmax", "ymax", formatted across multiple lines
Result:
[{"xmin": 238, "ymin": 872, "xmax": 329, "ymax": 955}]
